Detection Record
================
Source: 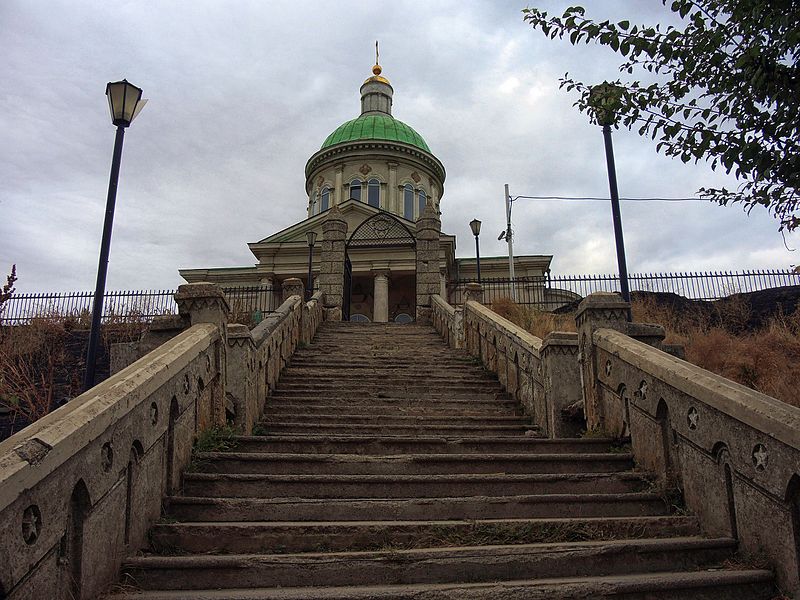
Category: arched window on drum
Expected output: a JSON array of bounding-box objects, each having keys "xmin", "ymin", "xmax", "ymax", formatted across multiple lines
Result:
[
  {"xmin": 349, "ymin": 179, "xmax": 362, "ymax": 202},
  {"xmin": 320, "ymin": 186, "xmax": 330, "ymax": 212},
  {"xmin": 367, "ymin": 179, "xmax": 380, "ymax": 208},
  {"xmin": 417, "ymin": 189, "xmax": 427, "ymax": 216},
  {"xmin": 403, "ymin": 184, "xmax": 414, "ymax": 220}
]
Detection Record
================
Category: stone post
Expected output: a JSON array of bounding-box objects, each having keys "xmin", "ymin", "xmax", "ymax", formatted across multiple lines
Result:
[
  {"xmin": 225, "ymin": 323, "xmax": 257, "ymax": 434},
  {"xmin": 575, "ymin": 292, "xmax": 630, "ymax": 432},
  {"xmin": 464, "ymin": 282, "xmax": 483, "ymax": 304},
  {"xmin": 414, "ymin": 201, "xmax": 442, "ymax": 324},
  {"xmin": 319, "ymin": 206, "xmax": 348, "ymax": 321},
  {"xmin": 540, "ymin": 331, "xmax": 582, "ymax": 438},
  {"xmin": 373, "ymin": 271, "xmax": 390, "ymax": 323},
  {"xmin": 175, "ymin": 282, "xmax": 230, "ymax": 330},
  {"xmin": 175, "ymin": 282, "xmax": 231, "ymax": 429},
  {"xmin": 439, "ymin": 268, "xmax": 448, "ymax": 301},
  {"xmin": 281, "ymin": 277, "xmax": 305, "ymax": 304}
]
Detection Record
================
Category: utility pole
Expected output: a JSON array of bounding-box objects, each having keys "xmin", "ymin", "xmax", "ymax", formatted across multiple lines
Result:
[{"xmin": 504, "ymin": 184, "xmax": 517, "ymax": 301}]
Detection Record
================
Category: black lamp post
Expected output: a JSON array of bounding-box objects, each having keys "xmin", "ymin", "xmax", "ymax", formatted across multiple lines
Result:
[
  {"xmin": 589, "ymin": 82, "xmax": 632, "ymax": 319},
  {"xmin": 306, "ymin": 231, "xmax": 317, "ymax": 300},
  {"xmin": 469, "ymin": 218, "xmax": 482, "ymax": 284},
  {"xmin": 83, "ymin": 80, "xmax": 147, "ymax": 391}
]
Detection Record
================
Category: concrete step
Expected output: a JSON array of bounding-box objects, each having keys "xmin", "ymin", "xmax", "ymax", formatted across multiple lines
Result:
[
  {"xmin": 148, "ymin": 515, "xmax": 701, "ymax": 554},
  {"xmin": 181, "ymin": 472, "xmax": 648, "ymax": 499},
  {"xmin": 260, "ymin": 422, "xmax": 537, "ymax": 436},
  {"xmin": 262, "ymin": 403, "xmax": 521, "ymax": 417},
  {"xmin": 189, "ymin": 452, "xmax": 635, "ymax": 476},
  {"xmin": 287, "ymin": 358, "xmax": 478, "ymax": 368},
  {"xmin": 279, "ymin": 371, "xmax": 496, "ymax": 382},
  {"xmin": 123, "ymin": 537, "xmax": 737, "ymax": 591},
  {"xmin": 260, "ymin": 414, "xmax": 528, "ymax": 427},
  {"xmin": 232, "ymin": 435, "xmax": 613, "ymax": 455},
  {"xmin": 266, "ymin": 390, "xmax": 512, "ymax": 401},
  {"xmin": 276, "ymin": 377, "xmax": 500, "ymax": 388},
  {"xmin": 165, "ymin": 492, "xmax": 670, "ymax": 522},
  {"xmin": 273, "ymin": 382, "xmax": 505, "ymax": 394},
  {"xmin": 104, "ymin": 569, "xmax": 778, "ymax": 599}
]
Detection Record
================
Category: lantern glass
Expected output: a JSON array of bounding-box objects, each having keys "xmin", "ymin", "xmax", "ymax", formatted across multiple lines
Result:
[
  {"xmin": 306, "ymin": 231, "xmax": 318, "ymax": 247},
  {"xmin": 469, "ymin": 219, "xmax": 482, "ymax": 237},
  {"xmin": 106, "ymin": 80, "xmax": 145, "ymax": 126}
]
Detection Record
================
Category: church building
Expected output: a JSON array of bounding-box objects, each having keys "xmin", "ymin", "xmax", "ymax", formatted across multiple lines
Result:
[{"xmin": 180, "ymin": 58, "xmax": 553, "ymax": 322}]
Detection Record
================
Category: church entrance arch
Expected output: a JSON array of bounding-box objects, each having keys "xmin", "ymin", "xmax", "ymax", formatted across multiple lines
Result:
[{"xmin": 344, "ymin": 213, "xmax": 416, "ymax": 322}]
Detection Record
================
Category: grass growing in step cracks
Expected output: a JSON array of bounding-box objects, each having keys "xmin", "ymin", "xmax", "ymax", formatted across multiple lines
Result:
[
  {"xmin": 251, "ymin": 423, "xmax": 269, "ymax": 436},
  {"xmin": 185, "ymin": 424, "xmax": 239, "ymax": 472}
]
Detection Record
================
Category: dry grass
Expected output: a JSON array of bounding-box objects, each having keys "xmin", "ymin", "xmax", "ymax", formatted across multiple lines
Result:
[
  {"xmin": 491, "ymin": 297, "xmax": 576, "ymax": 338},
  {"xmin": 493, "ymin": 295, "xmax": 800, "ymax": 409}
]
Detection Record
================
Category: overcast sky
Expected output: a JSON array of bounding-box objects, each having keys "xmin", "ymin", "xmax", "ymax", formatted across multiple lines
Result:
[{"xmin": 1, "ymin": 1, "xmax": 797, "ymax": 293}]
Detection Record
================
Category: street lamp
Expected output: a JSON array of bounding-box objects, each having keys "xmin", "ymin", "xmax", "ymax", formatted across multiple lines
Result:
[
  {"xmin": 306, "ymin": 231, "xmax": 317, "ymax": 300},
  {"xmin": 83, "ymin": 80, "xmax": 147, "ymax": 391},
  {"xmin": 589, "ymin": 81, "xmax": 632, "ymax": 319},
  {"xmin": 469, "ymin": 218, "xmax": 482, "ymax": 284}
]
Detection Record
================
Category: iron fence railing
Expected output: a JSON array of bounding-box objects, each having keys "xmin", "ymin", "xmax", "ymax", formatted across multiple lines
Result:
[
  {"xmin": 449, "ymin": 269, "xmax": 799, "ymax": 310},
  {"xmin": 1, "ymin": 285, "xmax": 277, "ymax": 325}
]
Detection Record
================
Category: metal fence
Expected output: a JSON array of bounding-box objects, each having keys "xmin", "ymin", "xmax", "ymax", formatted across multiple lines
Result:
[
  {"xmin": 449, "ymin": 269, "xmax": 800, "ymax": 310},
  {"xmin": 1, "ymin": 285, "xmax": 277, "ymax": 325}
]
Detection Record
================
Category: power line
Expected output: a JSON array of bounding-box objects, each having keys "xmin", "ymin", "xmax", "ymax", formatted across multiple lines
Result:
[{"xmin": 512, "ymin": 195, "xmax": 708, "ymax": 202}]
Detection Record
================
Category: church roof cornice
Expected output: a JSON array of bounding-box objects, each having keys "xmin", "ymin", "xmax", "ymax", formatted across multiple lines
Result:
[{"xmin": 305, "ymin": 139, "xmax": 446, "ymax": 184}]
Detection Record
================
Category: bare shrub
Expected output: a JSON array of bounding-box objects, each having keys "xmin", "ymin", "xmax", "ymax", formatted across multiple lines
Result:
[
  {"xmin": 0, "ymin": 315, "xmax": 74, "ymax": 427},
  {"xmin": 490, "ymin": 297, "xmax": 576, "ymax": 339}
]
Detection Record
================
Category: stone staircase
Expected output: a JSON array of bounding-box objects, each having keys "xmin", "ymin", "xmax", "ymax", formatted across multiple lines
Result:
[{"xmin": 115, "ymin": 322, "xmax": 776, "ymax": 599}]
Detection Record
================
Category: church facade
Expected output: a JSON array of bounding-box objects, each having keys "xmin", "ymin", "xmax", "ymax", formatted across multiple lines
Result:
[{"xmin": 180, "ymin": 60, "xmax": 553, "ymax": 322}]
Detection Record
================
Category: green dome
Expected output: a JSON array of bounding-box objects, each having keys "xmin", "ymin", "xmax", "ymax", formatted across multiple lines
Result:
[{"xmin": 321, "ymin": 114, "xmax": 431, "ymax": 153}]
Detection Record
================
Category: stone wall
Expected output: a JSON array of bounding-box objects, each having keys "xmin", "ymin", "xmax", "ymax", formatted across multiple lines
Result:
[
  {"xmin": 430, "ymin": 292, "xmax": 582, "ymax": 438},
  {"xmin": 576, "ymin": 293, "xmax": 800, "ymax": 595},
  {"xmin": 225, "ymin": 281, "xmax": 324, "ymax": 435},
  {"xmin": 0, "ymin": 282, "xmax": 324, "ymax": 599}
]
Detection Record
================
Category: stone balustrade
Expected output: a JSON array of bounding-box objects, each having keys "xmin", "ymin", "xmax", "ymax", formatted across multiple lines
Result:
[
  {"xmin": 227, "ymin": 281, "xmax": 324, "ymax": 434},
  {"xmin": 0, "ymin": 282, "xmax": 324, "ymax": 599},
  {"xmin": 433, "ymin": 288, "xmax": 800, "ymax": 594},
  {"xmin": 431, "ymin": 293, "xmax": 582, "ymax": 438},
  {"xmin": 430, "ymin": 294, "xmax": 462, "ymax": 349},
  {"xmin": 576, "ymin": 293, "xmax": 800, "ymax": 595}
]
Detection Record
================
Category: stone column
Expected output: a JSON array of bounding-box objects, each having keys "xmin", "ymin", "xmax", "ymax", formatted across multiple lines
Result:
[
  {"xmin": 373, "ymin": 270, "xmax": 390, "ymax": 323},
  {"xmin": 175, "ymin": 282, "xmax": 230, "ymax": 330},
  {"xmin": 318, "ymin": 206, "xmax": 348, "ymax": 321},
  {"xmin": 575, "ymin": 292, "xmax": 630, "ymax": 432},
  {"xmin": 387, "ymin": 162, "xmax": 398, "ymax": 213},
  {"xmin": 439, "ymin": 269, "xmax": 448, "ymax": 301},
  {"xmin": 281, "ymin": 277, "xmax": 304, "ymax": 304},
  {"xmin": 414, "ymin": 201, "xmax": 442, "ymax": 324},
  {"xmin": 174, "ymin": 282, "xmax": 231, "ymax": 429},
  {"xmin": 225, "ymin": 324, "xmax": 257, "ymax": 434},
  {"xmin": 540, "ymin": 331, "xmax": 581, "ymax": 438},
  {"xmin": 464, "ymin": 282, "xmax": 483, "ymax": 304},
  {"xmin": 334, "ymin": 164, "xmax": 344, "ymax": 206}
]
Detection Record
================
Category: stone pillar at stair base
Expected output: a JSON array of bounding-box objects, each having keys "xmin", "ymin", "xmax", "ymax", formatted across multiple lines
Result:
[
  {"xmin": 574, "ymin": 292, "xmax": 630, "ymax": 434},
  {"xmin": 281, "ymin": 277, "xmax": 305, "ymax": 304},
  {"xmin": 319, "ymin": 206, "xmax": 348, "ymax": 321},
  {"xmin": 225, "ymin": 323, "xmax": 257, "ymax": 434},
  {"xmin": 540, "ymin": 331, "xmax": 581, "ymax": 438},
  {"xmin": 175, "ymin": 282, "xmax": 231, "ymax": 429},
  {"xmin": 415, "ymin": 201, "xmax": 442, "ymax": 324},
  {"xmin": 464, "ymin": 282, "xmax": 483, "ymax": 305}
]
